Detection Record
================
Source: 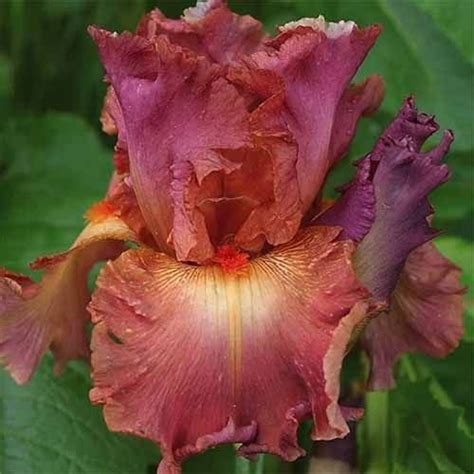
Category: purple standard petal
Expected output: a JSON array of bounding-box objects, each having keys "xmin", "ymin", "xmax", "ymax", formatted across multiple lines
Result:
[
  {"xmin": 317, "ymin": 98, "xmax": 453, "ymax": 299},
  {"xmin": 354, "ymin": 131, "xmax": 452, "ymax": 299},
  {"xmin": 89, "ymin": 28, "xmax": 252, "ymax": 262},
  {"xmin": 315, "ymin": 156, "xmax": 375, "ymax": 242}
]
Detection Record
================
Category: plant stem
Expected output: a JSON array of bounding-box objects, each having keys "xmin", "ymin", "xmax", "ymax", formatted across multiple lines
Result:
[
  {"xmin": 235, "ymin": 455, "xmax": 266, "ymax": 474},
  {"xmin": 364, "ymin": 390, "xmax": 390, "ymax": 474}
]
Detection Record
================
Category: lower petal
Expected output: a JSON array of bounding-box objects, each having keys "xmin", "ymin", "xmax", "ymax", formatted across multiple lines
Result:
[
  {"xmin": 0, "ymin": 216, "xmax": 136, "ymax": 384},
  {"xmin": 363, "ymin": 242, "xmax": 465, "ymax": 389},
  {"xmin": 89, "ymin": 225, "xmax": 374, "ymax": 472}
]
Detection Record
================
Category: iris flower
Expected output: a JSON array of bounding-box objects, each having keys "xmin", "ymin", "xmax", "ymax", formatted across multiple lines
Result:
[{"xmin": 0, "ymin": 1, "xmax": 464, "ymax": 473}]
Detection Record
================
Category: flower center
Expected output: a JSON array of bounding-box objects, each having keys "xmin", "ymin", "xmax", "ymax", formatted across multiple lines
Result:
[{"xmin": 212, "ymin": 245, "xmax": 249, "ymax": 274}]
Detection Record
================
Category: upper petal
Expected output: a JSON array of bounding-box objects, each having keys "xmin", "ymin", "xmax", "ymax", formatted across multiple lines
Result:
[
  {"xmin": 327, "ymin": 74, "xmax": 384, "ymax": 166},
  {"xmin": 251, "ymin": 19, "xmax": 381, "ymax": 212},
  {"xmin": 89, "ymin": 225, "xmax": 373, "ymax": 473},
  {"xmin": 315, "ymin": 156, "xmax": 375, "ymax": 242},
  {"xmin": 0, "ymin": 216, "xmax": 135, "ymax": 384},
  {"xmin": 89, "ymin": 29, "xmax": 251, "ymax": 262},
  {"xmin": 137, "ymin": 0, "xmax": 266, "ymax": 64},
  {"xmin": 90, "ymin": 8, "xmax": 382, "ymax": 263},
  {"xmin": 363, "ymin": 242, "xmax": 465, "ymax": 389}
]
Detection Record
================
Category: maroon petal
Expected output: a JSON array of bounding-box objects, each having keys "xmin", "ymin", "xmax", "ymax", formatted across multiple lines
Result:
[
  {"xmin": 373, "ymin": 96, "xmax": 439, "ymax": 152},
  {"xmin": 328, "ymin": 74, "xmax": 385, "ymax": 166},
  {"xmin": 251, "ymin": 19, "xmax": 381, "ymax": 213},
  {"xmin": 363, "ymin": 242, "xmax": 465, "ymax": 389},
  {"xmin": 355, "ymin": 135, "xmax": 452, "ymax": 300},
  {"xmin": 0, "ymin": 217, "xmax": 135, "ymax": 383},
  {"xmin": 89, "ymin": 28, "xmax": 252, "ymax": 262},
  {"xmin": 316, "ymin": 98, "xmax": 463, "ymax": 389},
  {"xmin": 89, "ymin": 226, "xmax": 374, "ymax": 472}
]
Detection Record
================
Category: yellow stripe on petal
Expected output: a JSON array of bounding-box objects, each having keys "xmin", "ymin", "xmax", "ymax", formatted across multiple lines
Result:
[{"xmin": 89, "ymin": 225, "xmax": 375, "ymax": 472}]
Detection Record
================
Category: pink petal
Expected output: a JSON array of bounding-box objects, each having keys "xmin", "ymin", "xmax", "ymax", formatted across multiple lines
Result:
[
  {"xmin": 90, "ymin": 28, "xmax": 251, "ymax": 261},
  {"xmin": 328, "ymin": 74, "xmax": 384, "ymax": 165},
  {"xmin": 363, "ymin": 242, "xmax": 465, "ymax": 389},
  {"xmin": 251, "ymin": 20, "xmax": 381, "ymax": 213}
]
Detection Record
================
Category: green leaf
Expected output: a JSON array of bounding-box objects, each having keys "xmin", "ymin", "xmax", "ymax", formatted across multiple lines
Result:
[
  {"xmin": 432, "ymin": 152, "xmax": 474, "ymax": 222},
  {"xmin": 0, "ymin": 113, "xmax": 112, "ymax": 271},
  {"xmin": 0, "ymin": 53, "xmax": 12, "ymax": 115},
  {"xmin": 418, "ymin": 342, "xmax": 474, "ymax": 426},
  {"xmin": 407, "ymin": 0, "xmax": 474, "ymax": 66},
  {"xmin": 360, "ymin": 356, "xmax": 474, "ymax": 474},
  {"xmin": 0, "ymin": 357, "xmax": 158, "ymax": 474}
]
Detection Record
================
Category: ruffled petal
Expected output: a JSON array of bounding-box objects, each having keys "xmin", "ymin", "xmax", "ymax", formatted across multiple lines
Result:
[
  {"xmin": 363, "ymin": 242, "xmax": 465, "ymax": 389},
  {"xmin": 0, "ymin": 217, "xmax": 135, "ymax": 384},
  {"xmin": 91, "ymin": 9, "xmax": 382, "ymax": 262},
  {"xmin": 355, "ymin": 133, "xmax": 452, "ymax": 300},
  {"xmin": 251, "ymin": 18, "xmax": 381, "ymax": 212},
  {"xmin": 373, "ymin": 96, "xmax": 439, "ymax": 152},
  {"xmin": 136, "ymin": 0, "xmax": 266, "ymax": 64},
  {"xmin": 91, "ymin": 31, "xmax": 302, "ymax": 260},
  {"xmin": 315, "ymin": 98, "xmax": 463, "ymax": 388},
  {"xmin": 89, "ymin": 226, "xmax": 374, "ymax": 472},
  {"xmin": 315, "ymin": 156, "xmax": 375, "ymax": 242},
  {"xmin": 103, "ymin": 4, "xmax": 261, "ymax": 175},
  {"xmin": 317, "ymin": 98, "xmax": 453, "ymax": 299},
  {"xmin": 225, "ymin": 67, "xmax": 303, "ymax": 251}
]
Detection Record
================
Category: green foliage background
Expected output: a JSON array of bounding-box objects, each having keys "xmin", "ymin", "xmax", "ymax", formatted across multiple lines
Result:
[{"xmin": 0, "ymin": 1, "xmax": 472, "ymax": 473}]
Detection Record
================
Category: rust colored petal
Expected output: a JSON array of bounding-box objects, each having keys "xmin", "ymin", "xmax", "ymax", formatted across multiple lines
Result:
[
  {"xmin": 137, "ymin": 0, "xmax": 266, "ymax": 64},
  {"xmin": 100, "ymin": 85, "xmax": 120, "ymax": 136},
  {"xmin": 0, "ymin": 217, "xmax": 136, "ymax": 384},
  {"xmin": 105, "ymin": 175, "xmax": 155, "ymax": 247},
  {"xmin": 196, "ymin": 69, "xmax": 303, "ymax": 253},
  {"xmin": 89, "ymin": 226, "xmax": 374, "ymax": 472},
  {"xmin": 363, "ymin": 242, "xmax": 465, "ymax": 390}
]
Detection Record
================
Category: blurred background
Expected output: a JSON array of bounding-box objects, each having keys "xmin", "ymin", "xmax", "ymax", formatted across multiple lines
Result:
[{"xmin": 0, "ymin": 1, "xmax": 472, "ymax": 474}]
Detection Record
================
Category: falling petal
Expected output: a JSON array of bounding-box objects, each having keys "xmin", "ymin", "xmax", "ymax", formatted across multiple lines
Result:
[
  {"xmin": 89, "ymin": 226, "xmax": 374, "ymax": 472},
  {"xmin": 0, "ymin": 216, "xmax": 136, "ymax": 383}
]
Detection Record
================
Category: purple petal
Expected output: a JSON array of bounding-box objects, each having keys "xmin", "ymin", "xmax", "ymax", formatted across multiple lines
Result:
[{"xmin": 317, "ymin": 98, "xmax": 453, "ymax": 300}]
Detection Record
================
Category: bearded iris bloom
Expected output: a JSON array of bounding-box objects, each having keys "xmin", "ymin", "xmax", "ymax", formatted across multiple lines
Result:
[{"xmin": 0, "ymin": 1, "xmax": 465, "ymax": 473}]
